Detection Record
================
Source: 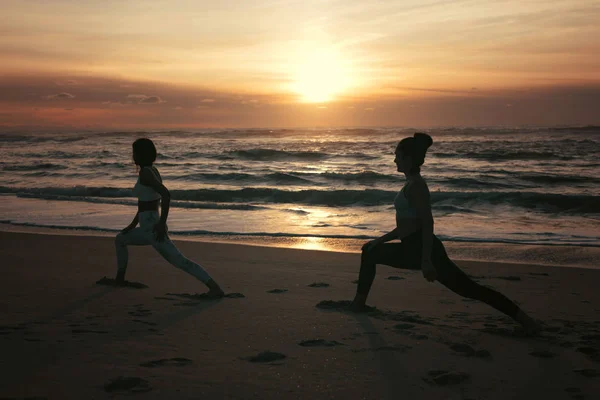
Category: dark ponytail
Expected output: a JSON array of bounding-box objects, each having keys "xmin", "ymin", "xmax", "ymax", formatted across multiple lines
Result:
[
  {"xmin": 396, "ymin": 132, "xmax": 433, "ymax": 173},
  {"xmin": 132, "ymin": 138, "xmax": 157, "ymax": 167}
]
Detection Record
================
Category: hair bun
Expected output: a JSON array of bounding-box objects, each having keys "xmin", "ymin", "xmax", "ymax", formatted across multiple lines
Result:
[{"xmin": 413, "ymin": 132, "xmax": 433, "ymax": 151}]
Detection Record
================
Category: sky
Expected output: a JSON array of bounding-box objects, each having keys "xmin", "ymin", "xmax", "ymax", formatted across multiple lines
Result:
[{"xmin": 1, "ymin": 0, "xmax": 599, "ymax": 129}]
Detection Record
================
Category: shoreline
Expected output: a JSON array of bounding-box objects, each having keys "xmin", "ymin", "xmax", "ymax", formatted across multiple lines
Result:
[{"xmin": 1, "ymin": 223, "xmax": 598, "ymax": 270}]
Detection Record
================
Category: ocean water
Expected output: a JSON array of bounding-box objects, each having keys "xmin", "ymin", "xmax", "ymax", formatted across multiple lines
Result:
[{"xmin": 1, "ymin": 126, "xmax": 599, "ymax": 259}]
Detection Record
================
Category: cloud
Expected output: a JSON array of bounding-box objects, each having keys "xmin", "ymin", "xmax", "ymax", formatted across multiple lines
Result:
[
  {"xmin": 45, "ymin": 92, "xmax": 75, "ymax": 100},
  {"xmin": 173, "ymin": 106, "xmax": 183, "ymax": 110},
  {"xmin": 393, "ymin": 86, "xmax": 476, "ymax": 94},
  {"xmin": 123, "ymin": 94, "xmax": 164, "ymax": 104},
  {"xmin": 139, "ymin": 96, "xmax": 164, "ymax": 104},
  {"xmin": 201, "ymin": 98, "xmax": 216, "ymax": 103},
  {"xmin": 364, "ymin": 107, "xmax": 375, "ymax": 111},
  {"xmin": 240, "ymin": 99, "xmax": 259, "ymax": 105},
  {"xmin": 102, "ymin": 101, "xmax": 129, "ymax": 108},
  {"xmin": 3, "ymin": 72, "xmax": 600, "ymax": 129},
  {"xmin": 126, "ymin": 94, "xmax": 147, "ymax": 100},
  {"xmin": 55, "ymin": 80, "xmax": 78, "ymax": 86}
]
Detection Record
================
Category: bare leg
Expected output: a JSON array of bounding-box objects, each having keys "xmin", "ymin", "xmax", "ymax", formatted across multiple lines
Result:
[
  {"xmin": 351, "ymin": 234, "xmax": 541, "ymax": 334},
  {"xmin": 153, "ymin": 237, "xmax": 224, "ymax": 297},
  {"xmin": 352, "ymin": 242, "xmax": 417, "ymax": 311}
]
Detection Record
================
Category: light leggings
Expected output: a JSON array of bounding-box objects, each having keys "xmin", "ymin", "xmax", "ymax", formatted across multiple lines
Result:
[{"xmin": 115, "ymin": 211, "xmax": 213, "ymax": 283}]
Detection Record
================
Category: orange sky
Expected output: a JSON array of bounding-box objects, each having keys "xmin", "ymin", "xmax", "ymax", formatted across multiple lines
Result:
[{"xmin": 1, "ymin": 0, "xmax": 599, "ymax": 129}]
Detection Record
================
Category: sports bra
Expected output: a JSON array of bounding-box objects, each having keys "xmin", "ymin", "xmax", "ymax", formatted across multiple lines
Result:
[
  {"xmin": 133, "ymin": 166, "xmax": 162, "ymax": 202},
  {"xmin": 394, "ymin": 185, "xmax": 418, "ymax": 219}
]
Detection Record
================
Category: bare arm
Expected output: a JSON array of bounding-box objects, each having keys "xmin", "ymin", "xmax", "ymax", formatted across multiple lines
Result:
[
  {"xmin": 121, "ymin": 212, "xmax": 139, "ymax": 233},
  {"xmin": 411, "ymin": 181, "xmax": 433, "ymax": 261},
  {"xmin": 407, "ymin": 178, "xmax": 436, "ymax": 280},
  {"xmin": 128, "ymin": 213, "xmax": 140, "ymax": 228},
  {"xmin": 139, "ymin": 167, "xmax": 171, "ymax": 224},
  {"xmin": 371, "ymin": 219, "xmax": 421, "ymax": 246}
]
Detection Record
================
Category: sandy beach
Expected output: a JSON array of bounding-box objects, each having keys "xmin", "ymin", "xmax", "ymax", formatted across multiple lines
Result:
[{"xmin": 0, "ymin": 231, "xmax": 598, "ymax": 399}]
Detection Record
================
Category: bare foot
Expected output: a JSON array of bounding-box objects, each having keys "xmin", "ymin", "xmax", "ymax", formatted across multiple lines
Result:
[
  {"xmin": 349, "ymin": 302, "xmax": 368, "ymax": 313},
  {"xmin": 204, "ymin": 288, "xmax": 225, "ymax": 299},
  {"xmin": 523, "ymin": 320, "xmax": 543, "ymax": 337},
  {"xmin": 349, "ymin": 294, "xmax": 369, "ymax": 313},
  {"xmin": 515, "ymin": 310, "xmax": 542, "ymax": 336},
  {"xmin": 203, "ymin": 279, "xmax": 225, "ymax": 298},
  {"xmin": 115, "ymin": 270, "xmax": 126, "ymax": 283}
]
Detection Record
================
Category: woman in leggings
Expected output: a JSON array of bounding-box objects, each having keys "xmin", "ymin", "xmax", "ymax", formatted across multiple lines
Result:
[
  {"xmin": 350, "ymin": 132, "xmax": 541, "ymax": 335},
  {"xmin": 114, "ymin": 138, "xmax": 225, "ymax": 298}
]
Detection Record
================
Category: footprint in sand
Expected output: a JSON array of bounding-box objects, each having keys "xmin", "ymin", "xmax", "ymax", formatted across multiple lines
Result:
[
  {"xmin": 529, "ymin": 272, "xmax": 550, "ymax": 277},
  {"xmin": 565, "ymin": 387, "xmax": 585, "ymax": 400},
  {"xmin": 351, "ymin": 280, "xmax": 359, "ymax": 284},
  {"xmin": 529, "ymin": 350, "xmax": 556, "ymax": 358},
  {"xmin": 393, "ymin": 323, "xmax": 416, "ymax": 331},
  {"xmin": 225, "ymin": 293, "xmax": 245, "ymax": 298},
  {"xmin": 96, "ymin": 277, "xmax": 148, "ymax": 289},
  {"xmin": 166, "ymin": 292, "xmax": 245, "ymax": 301},
  {"xmin": 577, "ymin": 347, "xmax": 598, "ymax": 356},
  {"xmin": 104, "ymin": 376, "xmax": 152, "ymax": 393},
  {"xmin": 424, "ymin": 370, "xmax": 470, "ymax": 386},
  {"xmin": 496, "ymin": 276, "xmax": 521, "ymax": 281},
  {"xmin": 580, "ymin": 334, "xmax": 600, "ymax": 341},
  {"xmin": 85, "ymin": 315, "xmax": 107, "ymax": 320},
  {"xmin": 308, "ymin": 282, "xmax": 330, "ymax": 288},
  {"xmin": 242, "ymin": 351, "xmax": 286, "ymax": 363},
  {"xmin": 267, "ymin": 289, "xmax": 288, "ymax": 294},
  {"xmin": 72, "ymin": 329, "xmax": 109, "ymax": 334},
  {"xmin": 132, "ymin": 319, "xmax": 158, "ymax": 326},
  {"xmin": 169, "ymin": 292, "xmax": 245, "ymax": 306},
  {"xmin": 315, "ymin": 300, "xmax": 381, "ymax": 316},
  {"xmin": 154, "ymin": 296, "xmax": 177, "ymax": 301},
  {"xmin": 0, "ymin": 325, "xmax": 28, "ymax": 335},
  {"xmin": 128, "ymin": 309, "xmax": 152, "ymax": 318},
  {"xmin": 140, "ymin": 358, "xmax": 193, "ymax": 368},
  {"xmin": 387, "ymin": 276, "xmax": 405, "ymax": 281},
  {"xmin": 316, "ymin": 300, "xmax": 352, "ymax": 310},
  {"xmin": 573, "ymin": 368, "xmax": 599, "ymax": 378},
  {"xmin": 565, "ymin": 387, "xmax": 581, "ymax": 393},
  {"xmin": 298, "ymin": 339, "xmax": 345, "ymax": 347},
  {"xmin": 544, "ymin": 325, "xmax": 563, "ymax": 333},
  {"xmin": 448, "ymin": 343, "xmax": 491, "ymax": 359},
  {"xmin": 352, "ymin": 345, "xmax": 411, "ymax": 353},
  {"xmin": 315, "ymin": 301, "xmax": 436, "ymax": 327},
  {"xmin": 479, "ymin": 326, "xmax": 531, "ymax": 338},
  {"xmin": 392, "ymin": 313, "xmax": 434, "ymax": 326}
]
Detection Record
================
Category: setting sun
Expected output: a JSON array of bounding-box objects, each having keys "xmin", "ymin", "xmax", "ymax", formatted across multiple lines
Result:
[{"xmin": 291, "ymin": 49, "xmax": 353, "ymax": 103}]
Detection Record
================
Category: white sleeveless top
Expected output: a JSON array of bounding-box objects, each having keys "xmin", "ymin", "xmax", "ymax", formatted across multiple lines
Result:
[
  {"xmin": 394, "ymin": 185, "xmax": 418, "ymax": 220},
  {"xmin": 133, "ymin": 166, "xmax": 161, "ymax": 201}
]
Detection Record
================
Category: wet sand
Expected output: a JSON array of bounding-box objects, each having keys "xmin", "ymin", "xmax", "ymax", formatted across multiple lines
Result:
[{"xmin": 0, "ymin": 231, "xmax": 599, "ymax": 399}]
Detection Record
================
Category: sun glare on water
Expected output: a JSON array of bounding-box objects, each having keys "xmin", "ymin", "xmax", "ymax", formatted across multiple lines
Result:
[{"xmin": 291, "ymin": 49, "xmax": 353, "ymax": 103}]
